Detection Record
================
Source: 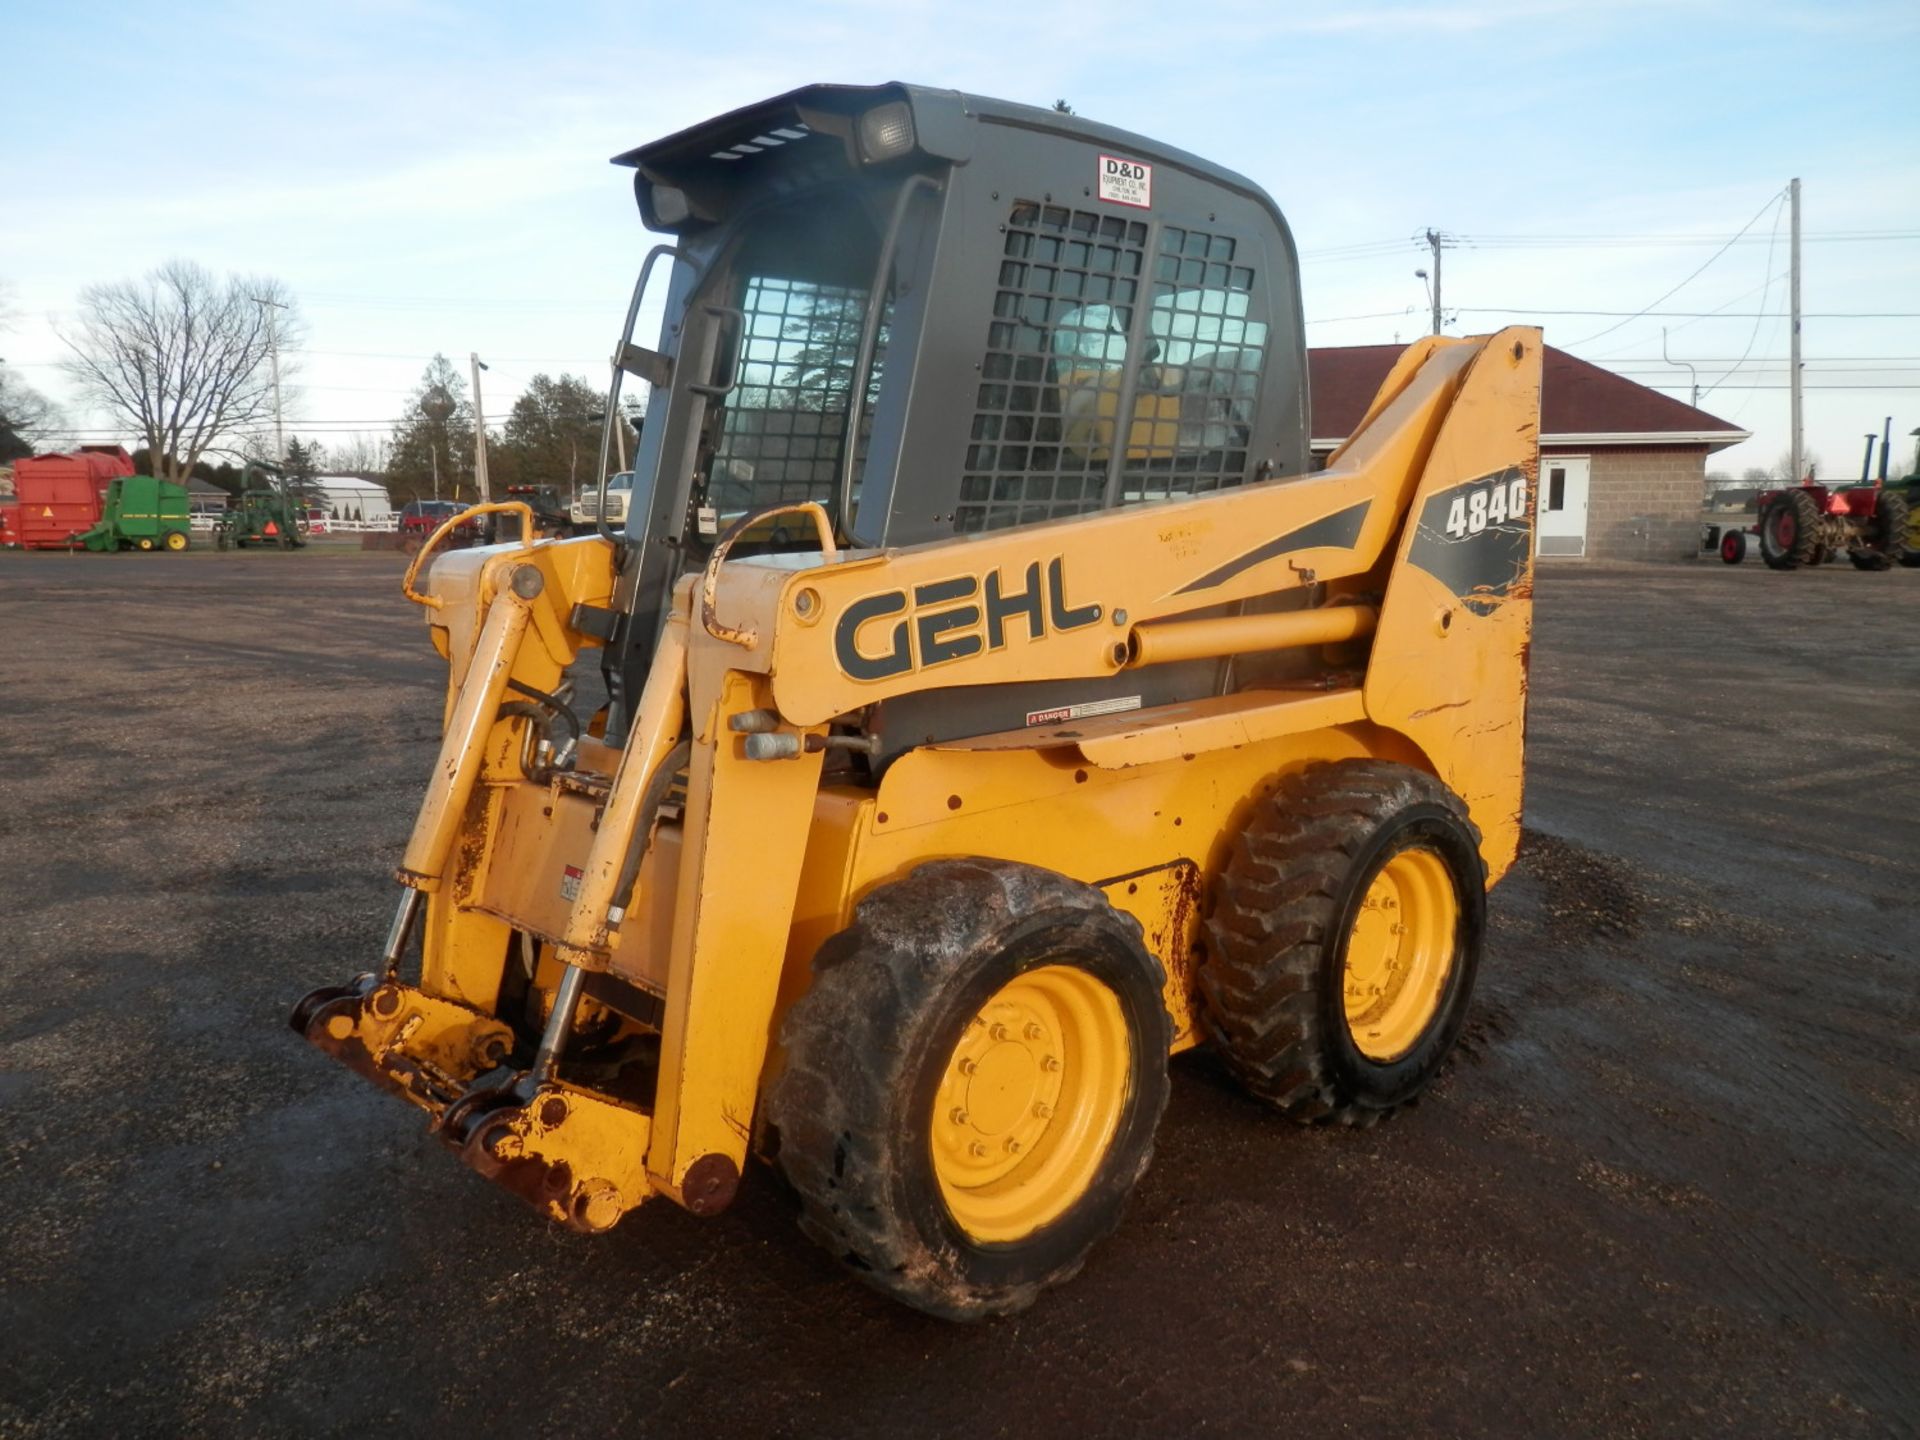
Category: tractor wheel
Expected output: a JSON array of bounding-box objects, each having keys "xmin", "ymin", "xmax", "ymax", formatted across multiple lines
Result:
[
  {"xmin": 1759, "ymin": 489, "xmax": 1820, "ymax": 570},
  {"xmin": 770, "ymin": 858, "xmax": 1172, "ymax": 1321},
  {"xmin": 1851, "ymin": 489, "xmax": 1909, "ymax": 570},
  {"xmin": 163, "ymin": 530, "xmax": 189, "ymax": 553},
  {"xmin": 1199, "ymin": 759, "xmax": 1485, "ymax": 1126},
  {"xmin": 1720, "ymin": 530, "xmax": 1746, "ymax": 564},
  {"xmin": 135, "ymin": 536, "xmax": 155, "ymax": 552}
]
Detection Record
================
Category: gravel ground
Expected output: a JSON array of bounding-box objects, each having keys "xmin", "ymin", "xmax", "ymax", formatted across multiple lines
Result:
[{"xmin": 1, "ymin": 549, "xmax": 1915, "ymax": 1438}]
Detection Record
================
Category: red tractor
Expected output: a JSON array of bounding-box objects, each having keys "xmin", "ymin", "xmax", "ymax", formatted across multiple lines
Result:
[{"xmin": 1722, "ymin": 421, "xmax": 1910, "ymax": 570}]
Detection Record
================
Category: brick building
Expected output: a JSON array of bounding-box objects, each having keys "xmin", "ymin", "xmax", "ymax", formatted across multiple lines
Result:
[{"xmin": 1309, "ymin": 344, "xmax": 1749, "ymax": 560}]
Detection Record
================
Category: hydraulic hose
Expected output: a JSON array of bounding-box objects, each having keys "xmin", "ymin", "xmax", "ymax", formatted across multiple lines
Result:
[
  {"xmin": 607, "ymin": 739, "xmax": 693, "ymax": 929},
  {"xmin": 505, "ymin": 679, "xmax": 583, "ymax": 767}
]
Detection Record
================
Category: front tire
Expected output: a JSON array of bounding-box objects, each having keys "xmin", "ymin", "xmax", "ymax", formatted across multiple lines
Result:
[
  {"xmin": 1720, "ymin": 530, "xmax": 1747, "ymax": 564},
  {"xmin": 1200, "ymin": 760, "xmax": 1485, "ymax": 1126},
  {"xmin": 770, "ymin": 859, "xmax": 1172, "ymax": 1321}
]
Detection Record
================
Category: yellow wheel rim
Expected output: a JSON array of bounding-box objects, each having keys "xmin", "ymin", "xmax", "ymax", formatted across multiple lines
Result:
[
  {"xmin": 164, "ymin": 531, "xmax": 187, "ymax": 551},
  {"xmin": 1342, "ymin": 846, "xmax": 1458, "ymax": 1061},
  {"xmin": 930, "ymin": 964, "xmax": 1131, "ymax": 1244}
]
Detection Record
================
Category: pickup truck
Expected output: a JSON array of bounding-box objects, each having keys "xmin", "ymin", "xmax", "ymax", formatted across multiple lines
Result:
[{"xmin": 569, "ymin": 470, "xmax": 634, "ymax": 529}]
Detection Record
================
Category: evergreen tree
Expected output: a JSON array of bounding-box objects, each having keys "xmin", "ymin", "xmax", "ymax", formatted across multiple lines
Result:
[
  {"xmin": 500, "ymin": 373, "xmax": 606, "ymax": 491},
  {"xmin": 387, "ymin": 355, "xmax": 474, "ymax": 503},
  {"xmin": 282, "ymin": 436, "xmax": 329, "ymax": 511}
]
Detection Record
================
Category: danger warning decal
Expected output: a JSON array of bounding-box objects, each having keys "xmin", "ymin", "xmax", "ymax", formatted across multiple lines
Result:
[
  {"xmin": 1025, "ymin": 694, "xmax": 1142, "ymax": 729},
  {"xmin": 1405, "ymin": 467, "xmax": 1533, "ymax": 615},
  {"xmin": 1098, "ymin": 155, "xmax": 1151, "ymax": 208}
]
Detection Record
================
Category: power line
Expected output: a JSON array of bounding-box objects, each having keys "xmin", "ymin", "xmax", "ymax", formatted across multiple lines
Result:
[
  {"xmin": 1298, "ymin": 228, "xmax": 1919, "ymax": 261},
  {"xmin": 1454, "ymin": 228, "xmax": 1919, "ymax": 249},
  {"xmin": 1457, "ymin": 307, "xmax": 1918, "ymax": 319},
  {"xmin": 1635, "ymin": 383, "xmax": 1919, "ymax": 391},
  {"xmin": 1562, "ymin": 188, "xmax": 1788, "ymax": 347},
  {"xmin": 1699, "ymin": 199, "xmax": 1788, "ymax": 401},
  {"xmin": 1305, "ymin": 308, "xmax": 1422, "ymax": 325},
  {"xmin": 1594, "ymin": 354, "xmax": 1920, "ymax": 363},
  {"xmin": 1594, "ymin": 270, "xmax": 1790, "ymax": 357}
]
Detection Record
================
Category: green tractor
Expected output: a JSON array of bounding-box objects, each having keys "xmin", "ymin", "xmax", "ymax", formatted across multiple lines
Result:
[
  {"xmin": 213, "ymin": 462, "xmax": 309, "ymax": 551},
  {"xmin": 79, "ymin": 474, "xmax": 193, "ymax": 553}
]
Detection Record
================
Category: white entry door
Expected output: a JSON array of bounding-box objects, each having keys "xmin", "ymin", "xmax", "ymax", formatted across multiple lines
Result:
[{"xmin": 1536, "ymin": 455, "xmax": 1590, "ymax": 557}]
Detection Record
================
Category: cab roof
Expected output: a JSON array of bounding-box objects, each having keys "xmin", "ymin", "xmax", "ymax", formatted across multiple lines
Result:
[{"xmin": 611, "ymin": 82, "xmax": 1277, "ymax": 218}]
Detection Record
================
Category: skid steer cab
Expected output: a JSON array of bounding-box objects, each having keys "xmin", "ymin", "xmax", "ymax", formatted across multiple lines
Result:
[{"xmin": 293, "ymin": 83, "xmax": 1543, "ymax": 1320}]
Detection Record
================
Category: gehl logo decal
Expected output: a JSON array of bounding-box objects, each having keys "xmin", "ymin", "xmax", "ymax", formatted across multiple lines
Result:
[{"xmin": 834, "ymin": 557, "xmax": 1102, "ymax": 681}]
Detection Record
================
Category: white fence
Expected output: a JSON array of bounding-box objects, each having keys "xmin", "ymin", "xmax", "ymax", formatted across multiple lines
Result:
[{"xmin": 189, "ymin": 514, "xmax": 399, "ymax": 534}]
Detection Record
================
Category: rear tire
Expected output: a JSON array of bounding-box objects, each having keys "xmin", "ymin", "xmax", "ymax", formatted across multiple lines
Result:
[
  {"xmin": 1720, "ymin": 530, "xmax": 1746, "ymax": 564},
  {"xmin": 1199, "ymin": 759, "xmax": 1485, "ymax": 1126},
  {"xmin": 770, "ymin": 858, "xmax": 1171, "ymax": 1320},
  {"xmin": 163, "ymin": 530, "xmax": 189, "ymax": 552},
  {"xmin": 1759, "ymin": 489, "xmax": 1820, "ymax": 570},
  {"xmin": 1854, "ymin": 489, "xmax": 1909, "ymax": 570}
]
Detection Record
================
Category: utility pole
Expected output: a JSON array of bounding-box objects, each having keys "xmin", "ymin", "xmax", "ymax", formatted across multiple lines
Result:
[
  {"xmin": 1425, "ymin": 229, "xmax": 1446, "ymax": 336},
  {"xmin": 1788, "ymin": 177, "xmax": 1803, "ymax": 484},
  {"xmin": 469, "ymin": 353, "xmax": 491, "ymax": 504},
  {"xmin": 253, "ymin": 296, "xmax": 289, "ymax": 464}
]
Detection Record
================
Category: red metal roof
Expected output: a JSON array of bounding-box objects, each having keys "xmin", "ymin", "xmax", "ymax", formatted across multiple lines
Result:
[{"xmin": 1308, "ymin": 343, "xmax": 1743, "ymax": 444}]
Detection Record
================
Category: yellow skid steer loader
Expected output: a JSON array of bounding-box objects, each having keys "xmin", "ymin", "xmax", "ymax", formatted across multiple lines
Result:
[{"xmin": 293, "ymin": 83, "xmax": 1541, "ymax": 1320}]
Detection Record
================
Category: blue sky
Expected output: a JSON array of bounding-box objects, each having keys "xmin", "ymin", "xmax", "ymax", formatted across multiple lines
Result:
[{"xmin": 4, "ymin": 0, "xmax": 1917, "ymax": 478}]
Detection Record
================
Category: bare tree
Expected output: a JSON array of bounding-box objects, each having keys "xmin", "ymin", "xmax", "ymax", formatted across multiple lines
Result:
[
  {"xmin": 1770, "ymin": 448, "xmax": 1822, "ymax": 484},
  {"xmin": 0, "ymin": 280, "xmax": 65, "ymax": 460},
  {"xmin": 327, "ymin": 432, "xmax": 384, "ymax": 475},
  {"xmin": 0, "ymin": 368, "xmax": 63, "ymax": 462},
  {"xmin": 58, "ymin": 260, "xmax": 301, "ymax": 483}
]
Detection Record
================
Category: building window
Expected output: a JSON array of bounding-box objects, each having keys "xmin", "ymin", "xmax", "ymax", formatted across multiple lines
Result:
[{"xmin": 1547, "ymin": 465, "xmax": 1566, "ymax": 512}]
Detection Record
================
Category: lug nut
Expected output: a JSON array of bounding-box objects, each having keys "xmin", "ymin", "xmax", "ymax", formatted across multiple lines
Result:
[
  {"xmin": 949, "ymin": 1107, "xmax": 970, "ymax": 1127},
  {"xmin": 1042, "ymin": 1055, "xmax": 1062, "ymax": 1072},
  {"xmin": 969, "ymin": 1142, "xmax": 988, "ymax": 1158},
  {"xmin": 990, "ymin": 1024, "xmax": 1010, "ymax": 1041},
  {"xmin": 1033, "ymin": 1102, "xmax": 1053, "ymax": 1119},
  {"xmin": 1024, "ymin": 1022, "xmax": 1044, "ymax": 1041},
  {"xmin": 1005, "ymin": 1138, "xmax": 1022, "ymax": 1154},
  {"xmin": 957, "ymin": 1057, "xmax": 977, "ymax": 1076}
]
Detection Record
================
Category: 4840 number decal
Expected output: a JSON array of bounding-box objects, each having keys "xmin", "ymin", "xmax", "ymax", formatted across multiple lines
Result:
[
  {"xmin": 1442, "ymin": 472, "xmax": 1529, "ymax": 540},
  {"xmin": 1408, "ymin": 465, "xmax": 1535, "ymax": 612}
]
